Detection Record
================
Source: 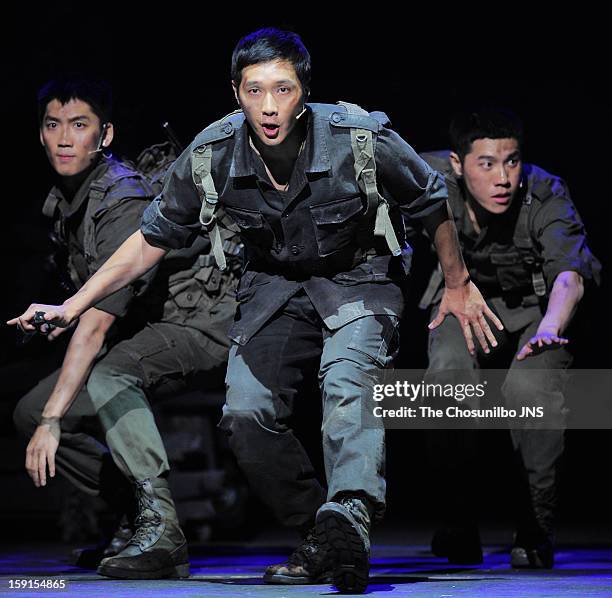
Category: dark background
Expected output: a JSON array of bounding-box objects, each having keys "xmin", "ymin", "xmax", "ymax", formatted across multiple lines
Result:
[{"xmin": 1, "ymin": 7, "xmax": 610, "ymax": 540}]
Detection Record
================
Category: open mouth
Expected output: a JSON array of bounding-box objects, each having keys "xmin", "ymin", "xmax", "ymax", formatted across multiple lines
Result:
[
  {"xmin": 261, "ymin": 123, "xmax": 280, "ymax": 138},
  {"xmin": 492, "ymin": 194, "xmax": 511, "ymax": 205}
]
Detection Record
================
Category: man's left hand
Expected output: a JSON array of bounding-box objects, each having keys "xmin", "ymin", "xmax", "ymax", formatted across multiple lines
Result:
[{"xmin": 516, "ymin": 328, "xmax": 568, "ymax": 361}]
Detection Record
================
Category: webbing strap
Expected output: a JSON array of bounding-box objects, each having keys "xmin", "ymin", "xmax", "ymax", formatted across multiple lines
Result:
[
  {"xmin": 514, "ymin": 190, "xmax": 546, "ymax": 297},
  {"xmin": 338, "ymin": 101, "xmax": 401, "ymax": 256},
  {"xmin": 192, "ymin": 144, "xmax": 226, "ymax": 271}
]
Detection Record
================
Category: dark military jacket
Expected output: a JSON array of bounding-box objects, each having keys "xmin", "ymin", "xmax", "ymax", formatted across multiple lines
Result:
[
  {"xmin": 44, "ymin": 155, "xmax": 156, "ymax": 317},
  {"xmin": 420, "ymin": 151, "xmax": 601, "ymax": 331},
  {"xmin": 44, "ymin": 155, "xmax": 237, "ymax": 358},
  {"xmin": 142, "ymin": 104, "xmax": 448, "ymax": 345}
]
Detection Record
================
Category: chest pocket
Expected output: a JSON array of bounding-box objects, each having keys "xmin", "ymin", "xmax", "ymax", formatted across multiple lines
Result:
[
  {"xmin": 488, "ymin": 245, "xmax": 534, "ymax": 292},
  {"xmin": 309, "ymin": 195, "xmax": 364, "ymax": 257},
  {"xmin": 168, "ymin": 276, "xmax": 203, "ymax": 309},
  {"xmin": 224, "ymin": 206, "xmax": 275, "ymax": 249}
]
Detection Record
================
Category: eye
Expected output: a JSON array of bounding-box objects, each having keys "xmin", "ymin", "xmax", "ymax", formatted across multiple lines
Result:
[
  {"xmin": 278, "ymin": 86, "xmax": 290, "ymax": 94},
  {"xmin": 74, "ymin": 121, "xmax": 86, "ymax": 129},
  {"xmin": 45, "ymin": 122, "xmax": 57, "ymax": 129},
  {"xmin": 480, "ymin": 161, "xmax": 493, "ymax": 170},
  {"xmin": 247, "ymin": 88, "xmax": 261, "ymax": 95},
  {"xmin": 508, "ymin": 158, "xmax": 520, "ymax": 167}
]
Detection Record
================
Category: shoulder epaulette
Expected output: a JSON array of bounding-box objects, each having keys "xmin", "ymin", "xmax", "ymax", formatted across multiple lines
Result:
[{"xmin": 194, "ymin": 111, "xmax": 245, "ymax": 148}]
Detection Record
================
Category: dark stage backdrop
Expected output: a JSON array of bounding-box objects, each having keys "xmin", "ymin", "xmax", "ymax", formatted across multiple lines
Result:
[{"xmin": 1, "ymin": 8, "xmax": 610, "ymax": 528}]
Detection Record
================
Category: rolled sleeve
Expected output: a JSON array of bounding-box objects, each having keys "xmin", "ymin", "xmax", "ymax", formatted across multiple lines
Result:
[
  {"xmin": 141, "ymin": 199, "xmax": 201, "ymax": 250},
  {"xmin": 534, "ymin": 194, "xmax": 601, "ymax": 290},
  {"xmin": 376, "ymin": 126, "xmax": 448, "ymax": 219},
  {"xmin": 140, "ymin": 142, "xmax": 204, "ymax": 250}
]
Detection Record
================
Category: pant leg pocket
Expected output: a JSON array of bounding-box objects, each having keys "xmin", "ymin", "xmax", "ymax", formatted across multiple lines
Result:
[{"xmin": 346, "ymin": 315, "xmax": 400, "ymax": 369}]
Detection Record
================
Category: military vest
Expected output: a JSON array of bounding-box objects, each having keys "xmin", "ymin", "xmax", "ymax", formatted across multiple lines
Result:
[
  {"xmin": 419, "ymin": 152, "xmax": 554, "ymax": 308},
  {"xmin": 189, "ymin": 102, "xmax": 403, "ymax": 271}
]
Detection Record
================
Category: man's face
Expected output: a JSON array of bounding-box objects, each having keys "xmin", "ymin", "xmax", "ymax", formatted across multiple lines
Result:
[
  {"xmin": 233, "ymin": 59, "xmax": 304, "ymax": 147},
  {"xmin": 40, "ymin": 98, "xmax": 112, "ymax": 177},
  {"xmin": 450, "ymin": 138, "xmax": 522, "ymax": 214}
]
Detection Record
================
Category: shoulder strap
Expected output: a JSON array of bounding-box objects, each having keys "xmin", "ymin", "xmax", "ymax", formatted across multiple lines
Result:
[
  {"xmin": 42, "ymin": 194, "xmax": 60, "ymax": 219},
  {"xmin": 513, "ymin": 183, "xmax": 547, "ymax": 297},
  {"xmin": 334, "ymin": 101, "xmax": 401, "ymax": 256},
  {"xmin": 191, "ymin": 110, "xmax": 243, "ymax": 271}
]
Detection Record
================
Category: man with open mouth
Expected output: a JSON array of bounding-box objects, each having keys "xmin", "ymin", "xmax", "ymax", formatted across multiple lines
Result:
[{"xmin": 10, "ymin": 29, "xmax": 500, "ymax": 594}]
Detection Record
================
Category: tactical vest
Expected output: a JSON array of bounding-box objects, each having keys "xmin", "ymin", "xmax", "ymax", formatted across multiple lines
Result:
[
  {"xmin": 190, "ymin": 101, "xmax": 402, "ymax": 271},
  {"xmin": 419, "ymin": 153, "xmax": 550, "ymax": 309},
  {"xmin": 42, "ymin": 157, "xmax": 155, "ymax": 290}
]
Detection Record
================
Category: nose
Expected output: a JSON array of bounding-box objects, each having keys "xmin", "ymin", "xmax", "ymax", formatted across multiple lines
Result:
[
  {"xmin": 58, "ymin": 125, "xmax": 72, "ymax": 147},
  {"xmin": 262, "ymin": 91, "xmax": 278, "ymax": 116},
  {"xmin": 497, "ymin": 165, "xmax": 510, "ymax": 186}
]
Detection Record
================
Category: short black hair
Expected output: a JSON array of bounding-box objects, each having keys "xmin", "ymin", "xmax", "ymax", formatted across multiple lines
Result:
[
  {"xmin": 37, "ymin": 74, "xmax": 112, "ymax": 126},
  {"xmin": 449, "ymin": 107, "xmax": 524, "ymax": 161},
  {"xmin": 231, "ymin": 27, "xmax": 311, "ymax": 94}
]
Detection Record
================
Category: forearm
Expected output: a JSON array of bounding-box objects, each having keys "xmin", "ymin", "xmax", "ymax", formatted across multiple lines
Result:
[
  {"xmin": 424, "ymin": 202, "xmax": 469, "ymax": 288},
  {"xmin": 64, "ymin": 230, "xmax": 166, "ymax": 321},
  {"xmin": 539, "ymin": 271, "xmax": 584, "ymax": 334},
  {"xmin": 41, "ymin": 312, "xmax": 113, "ymax": 419}
]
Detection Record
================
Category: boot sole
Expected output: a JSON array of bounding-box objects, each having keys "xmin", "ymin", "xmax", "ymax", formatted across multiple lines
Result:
[
  {"xmin": 97, "ymin": 561, "xmax": 190, "ymax": 579},
  {"xmin": 316, "ymin": 505, "xmax": 369, "ymax": 594},
  {"xmin": 263, "ymin": 571, "xmax": 333, "ymax": 585}
]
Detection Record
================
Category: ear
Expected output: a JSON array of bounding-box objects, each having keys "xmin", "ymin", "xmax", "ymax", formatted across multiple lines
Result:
[
  {"xmin": 39, "ymin": 129, "xmax": 45, "ymax": 147},
  {"xmin": 449, "ymin": 151, "xmax": 463, "ymax": 177},
  {"xmin": 102, "ymin": 122, "xmax": 114, "ymax": 147},
  {"xmin": 232, "ymin": 82, "xmax": 241, "ymax": 107}
]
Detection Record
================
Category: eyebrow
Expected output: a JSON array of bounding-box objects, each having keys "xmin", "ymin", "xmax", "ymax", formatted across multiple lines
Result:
[
  {"xmin": 476, "ymin": 151, "xmax": 521, "ymax": 161},
  {"xmin": 44, "ymin": 115, "xmax": 91, "ymax": 122},
  {"xmin": 244, "ymin": 79, "xmax": 296, "ymax": 86}
]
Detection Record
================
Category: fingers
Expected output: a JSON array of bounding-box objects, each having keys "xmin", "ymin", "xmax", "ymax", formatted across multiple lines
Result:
[
  {"xmin": 48, "ymin": 451, "xmax": 56, "ymax": 479},
  {"xmin": 25, "ymin": 445, "xmax": 40, "ymax": 487},
  {"xmin": 428, "ymin": 309, "xmax": 447, "ymax": 331},
  {"xmin": 479, "ymin": 313, "xmax": 498, "ymax": 349},
  {"xmin": 516, "ymin": 336, "xmax": 570, "ymax": 360},
  {"xmin": 38, "ymin": 450, "xmax": 48, "ymax": 487},
  {"xmin": 460, "ymin": 318, "xmax": 476, "ymax": 355},
  {"xmin": 516, "ymin": 342, "xmax": 533, "ymax": 361},
  {"xmin": 47, "ymin": 327, "xmax": 65, "ymax": 341},
  {"xmin": 7, "ymin": 305, "xmax": 44, "ymax": 331},
  {"xmin": 483, "ymin": 306, "xmax": 504, "ymax": 331},
  {"xmin": 470, "ymin": 318, "xmax": 491, "ymax": 354}
]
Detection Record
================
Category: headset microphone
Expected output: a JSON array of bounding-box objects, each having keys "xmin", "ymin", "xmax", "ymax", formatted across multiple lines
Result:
[{"xmin": 88, "ymin": 122, "xmax": 110, "ymax": 155}]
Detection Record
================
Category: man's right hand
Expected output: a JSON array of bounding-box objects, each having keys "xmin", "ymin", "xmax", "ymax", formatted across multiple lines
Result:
[
  {"xmin": 7, "ymin": 303, "xmax": 75, "ymax": 333},
  {"xmin": 26, "ymin": 419, "xmax": 61, "ymax": 487}
]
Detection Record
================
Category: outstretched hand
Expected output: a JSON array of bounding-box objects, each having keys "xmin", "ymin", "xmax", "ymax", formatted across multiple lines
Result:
[
  {"xmin": 429, "ymin": 281, "xmax": 504, "ymax": 355},
  {"xmin": 516, "ymin": 328, "xmax": 568, "ymax": 361},
  {"xmin": 7, "ymin": 303, "xmax": 74, "ymax": 334}
]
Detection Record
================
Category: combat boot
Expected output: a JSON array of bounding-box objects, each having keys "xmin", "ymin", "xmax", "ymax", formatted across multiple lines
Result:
[
  {"xmin": 97, "ymin": 478, "xmax": 189, "ymax": 579},
  {"xmin": 511, "ymin": 485, "xmax": 555, "ymax": 569},
  {"xmin": 73, "ymin": 515, "xmax": 134, "ymax": 569},
  {"xmin": 264, "ymin": 527, "xmax": 332, "ymax": 584},
  {"xmin": 316, "ymin": 495, "xmax": 372, "ymax": 594}
]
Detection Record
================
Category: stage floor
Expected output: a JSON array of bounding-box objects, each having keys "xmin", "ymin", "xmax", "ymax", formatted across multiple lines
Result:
[{"xmin": 1, "ymin": 527, "xmax": 611, "ymax": 597}]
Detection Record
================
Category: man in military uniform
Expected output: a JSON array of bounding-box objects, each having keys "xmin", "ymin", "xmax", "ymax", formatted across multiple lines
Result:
[
  {"xmin": 10, "ymin": 32, "xmax": 500, "ymax": 593},
  {"xmin": 419, "ymin": 108, "xmax": 600, "ymax": 568},
  {"xmin": 12, "ymin": 76, "xmax": 239, "ymax": 580}
]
